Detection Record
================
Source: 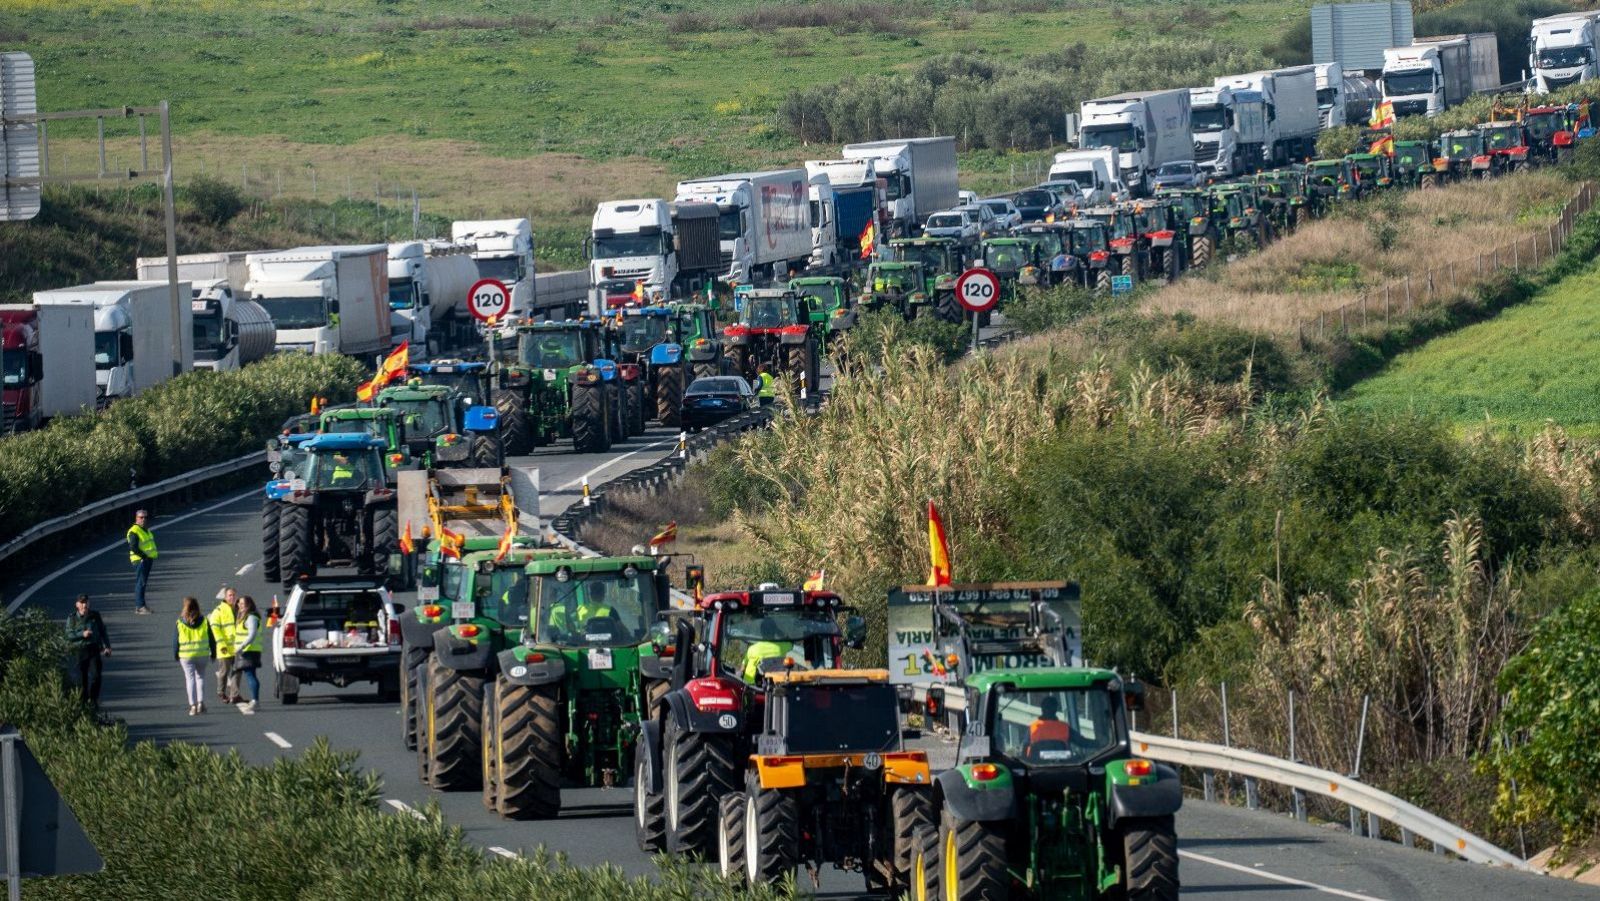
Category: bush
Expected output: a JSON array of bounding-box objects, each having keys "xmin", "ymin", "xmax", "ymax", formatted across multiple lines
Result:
[
  {"xmin": 1000, "ymin": 283, "xmax": 1107, "ymax": 335},
  {"xmin": 180, "ymin": 176, "xmax": 245, "ymax": 226},
  {"xmin": 1126, "ymin": 318, "xmax": 1302, "ymax": 396},
  {"xmin": 840, "ymin": 307, "xmax": 969, "ymax": 367}
]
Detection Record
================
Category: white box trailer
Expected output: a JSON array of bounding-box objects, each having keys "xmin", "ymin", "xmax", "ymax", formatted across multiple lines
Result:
[
  {"xmin": 1215, "ymin": 67, "xmax": 1320, "ymax": 166},
  {"xmin": 246, "ymin": 245, "xmax": 389, "ymax": 358},
  {"xmin": 840, "ymin": 137, "xmax": 958, "ymax": 236},
  {"xmin": 135, "ymin": 250, "xmax": 265, "ymax": 302},
  {"xmin": 675, "ymin": 169, "xmax": 813, "ymax": 284},
  {"xmin": 32, "ymin": 281, "xmax": 191, "ymax": 402},
  {"xmin": 1078, "ymin": 88, "xmax": 1191, "ymax": 196},
  {"xmin": 0, "ymin": 303, "xmax": 96, "ymax": 418}
]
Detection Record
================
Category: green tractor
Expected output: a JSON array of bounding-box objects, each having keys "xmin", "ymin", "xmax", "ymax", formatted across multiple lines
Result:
[
  {"xmin": 789, "ymin": 275, "xmax": 857, "ymax": 343},
  {"xmin": 674, "ymin": 302, "xmax": 728, "ymax": 382},
  {"xmin": 1344, "ymin": 152, "xmax": 1395, "ymax": 191},
  {"xmin": 865, "ymin": 261, "xmax": 931, "ymax": 320},
  {"xmin": 1155, "ymin": 189, "xmax": 1217, "ymax": 269},
  {"xmin": 886, "ymin": 236, "xmax": 967, "ymax": 323},
  {"xmin": 978, "ymin": 237, "xmax": 1043, "ymax": 302},
  {"xmin": 1392, "ymin": 140, "xmax": 1437, "ymax": 189},
  {"xmin": 492, "ymin": 320, "xmax": 634, "ymax": 455},
  {"xmin": 376, "ymin": 380, "xmax": 502, "ymax": 469},
  {"xmin": 1208, "ymin": 183, "xmax": 1269, "ymax": 250},
  {"xmin": 904, "ymin": 583, "xmax": 1182, "ymax": 901},
  {"xmin": 318, "ymin": 406, "xmax": 405, "ymax": 472},
  {"xmin": 1252, "ymin": 168, "xmax": 1306, "ymax": 233},
  {"xmin": 1306, "ymin": 158, "xmax": 1362, "ymax": 204}
]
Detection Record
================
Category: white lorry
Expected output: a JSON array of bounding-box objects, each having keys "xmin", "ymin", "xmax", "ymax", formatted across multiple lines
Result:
[
  {"xmin": 32, "ymin": 281, "xmax": 191, "ymax": 404},
  {"xmin": 1078, "ymin": 88, "xmax": 1192, "ymax": 196},
  {"xmin": 134, "ymin": 254, "xmax": 275, "ymax": 371},
  {"xmin": 839, "ymin": 137, "xmax": 959, "ymax": 238},
  {"xmin": 1214, "ymin": 67, "xmax": 1320, "ymax": 167},
  {"xmin": 1047, "ymin": 147, "xmax": 1124, "ymax": 203},
  {"xmin": 386, "ymin": 241, "xmax": 479, "ymax": 356},
  {"xmin": 1188, "ymin": 84, "xmax": 1268, "ymax": 177},
  {"xmin": 586, "ymin": 199, "xmax": 722, "ymax": 311},
  {"xmin": 807, "ymin": 176, "xmax": 845, "ymax": 272},
  {"xmin": 1529, "ymin": 12, "xmax": 1600, "ymax": 94},
  {"xmin": 450, "ymin": 219, "xmax": 542, "ymax": 319},
  {"xmin": 1315, "ymin": 62, "xmax": 1346, "ymax": 128},
  {"xmin": 246, "ymin": 246, "xmax": 389, "ymax": 358},
  {"xmin": 805, "ymin": 158, "xmax": 883, "ymax": 260},
  {"xmin": 674, "ymin": 169, "xmax": 813, "ymax": 285},
  {"xmin": 1381, "ymin": 34, "xmax": 1500, "ymax": 118}
]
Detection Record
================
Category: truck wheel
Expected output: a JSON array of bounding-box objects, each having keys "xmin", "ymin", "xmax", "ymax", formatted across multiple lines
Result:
[
  {"xmin": 744, "ymin": 788, "xmax": 798, "ymax": 884},
  {"xmin": 1123, "ymin": 815, "xmax": 1180, "ymax": 901},
  {"xmin": 891, "ymin": 786, "xmax": 934, "ymax": 887},
  {"xmin": 656, "ymin": 365, "xmax": 685, "ymax": 427},
  {"xmin": 911, "ymin": 825, "xmax": 939, "ymax": 901},
  {"xmin": 718, "ymin": 792, "xmax": 748, "ymax": 881},
  {"xmin": 634, "ymin": 735, "xmax": 666, "ymax": 852},
  {"xmin": 491, "ymin": 677, "xmax": 563, "ymax": 820},
  {"xmin": 1191, "ymin": 235, "xmax": 1212, "ymax": 270},
  {"xmin": 399, "ymin": 644, "xmax": 429, "ymax": 751},
  {"xmin": 665, "ymin": 722, "xmax": 739, "ymax": 854},
  {"xmin": 940, "ymin": 811, "xmax": 1007, "ymax": 901},
  {"xmin": 261, "ymin": 500, "xmax": 281, "ymax": 583},
  {"xmin": 571, "ymin": 385, "xmax": 610, "ymax": 453},
  {"xmin": 494, "ymin": 389, "xmax": 531, "ymax": 457},
  {"xmin": 1094, "ymin": 269, "xmax": 1112, "ymax": 294},
  {"xmin": 278, "ymin": 504, "xmax": 313, "ymax": 588},
  {"xmin": 423, "ymin": 656, "xmax": 483, "ymax": 791},
  {"xmin": 470, "ymin": 434, "xmax": 500, "ymax": 467},
  {"xmin": 365, "ymin": 508, "xmax": 397, "ymax": 576}
]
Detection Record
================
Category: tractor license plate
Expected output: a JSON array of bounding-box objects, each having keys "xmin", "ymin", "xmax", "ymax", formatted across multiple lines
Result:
[
  {"xmin": 587, "ymin": 648, "xmax": 614, "ymax": 670},
  {"xmin": 451, "ymin": 601, "xmax": 475, "ymax": 620},
  {"xmin": 417, "ymin": 585, "xmax": 440, "ymax": 601},
  {"xmin": 323, "ymin": 656, "xmax": 359, "ymax": 666}
]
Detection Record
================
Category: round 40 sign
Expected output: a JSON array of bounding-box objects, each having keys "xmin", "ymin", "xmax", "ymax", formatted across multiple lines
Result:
[
  {"xmin": 466, "ymin": 278, "xmax": 512, "ymax": 323},
  {"xmin": 954, "ymin": 267, "xmax": 1000, "ymax": 313}
]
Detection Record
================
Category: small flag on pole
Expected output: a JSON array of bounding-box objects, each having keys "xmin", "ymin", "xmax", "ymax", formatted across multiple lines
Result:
[
  {"xmin": 648, "ymin": 521, "xmax": 678, "ymax": 552},
  {"xmin": 494, "ymin": 519, "xmax": 516, "ymax": 563},
  {"xmin": 803, "ymin": 569, "xmax": 826, "ymax": 591},
  {"xmin": 440, "ymin": 525, "xmax": 465, "ymax": 559},
  {"xmin": 357, "ymin": 341, "xmax": 410, "ymax": 402},
  {"xmin": 926, "ymin": 500, "xmax": 952, "ymax": 587},
  {"xmin": 858, "ymin": 220, "xmax": 876, "ymax": 260},
  {"xmin": 398, "ymin": 521, "xmax": 414, "ymax": 555}
]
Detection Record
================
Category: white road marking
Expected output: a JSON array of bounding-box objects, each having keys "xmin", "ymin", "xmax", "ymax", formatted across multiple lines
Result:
[
  {"xmin": 264, "ymin": 731, "xmax": 292, "ymax": 749},
  {"xmin": 1180, "ymin": 850, "xmax": 1389, "ymax": 901},
  {"xmin": 385, "ymin": 799, "xmax": 426, "ymax": 820},
  {"xmin": 7, "ymin": 488, "xmax": 258, "ymax": 612},
  {"xmin": 488, "ymin": 846, "xmax": 519, "ymax": 859},
  {"xmin": 236, "ymin": 562, "xmax": 255, "ymax": 576},
  {"xmin": 552, "ymin": 437, "xmax": 676, "ymax": 493}
]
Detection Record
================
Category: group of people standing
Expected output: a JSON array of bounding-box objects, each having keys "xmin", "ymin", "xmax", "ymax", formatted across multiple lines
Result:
[{"xmin": 176, "ymin": 588, "xmax": 264, "ymax": 715}]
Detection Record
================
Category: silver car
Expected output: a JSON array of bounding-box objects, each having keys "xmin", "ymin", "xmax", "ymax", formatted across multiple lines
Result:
[
  {"xmin": 923, "ymin": 207, "xmax": 980, "ymax": 243},
  {"xmin": 978, "ymin": 198, "xmax": 1022, "ymax": 232},
  {"xmin": 1149, "ymin": 161, "xmax": 1203, "ymax": 191}
]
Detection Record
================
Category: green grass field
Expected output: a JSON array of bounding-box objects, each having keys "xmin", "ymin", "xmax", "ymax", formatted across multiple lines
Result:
[{"xmin": 1342, "ymin": 262, "xmax": 1600, "ymax": 435}]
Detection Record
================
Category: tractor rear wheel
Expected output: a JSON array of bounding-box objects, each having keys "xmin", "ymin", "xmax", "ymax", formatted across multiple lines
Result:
[
  {"xmin": 494, "ymin": 389, "xmax": 531, "ymax": 457},
  {"xmin": 1094, "ymin": 269, "xmax": 1112, "ymax": 294},
  {"xmin": 365, "ymin": 507, "xmax": 397, "ymax": 576},
  {"xmin": 783, "ymin": 345, "xmax": 808, "ymax": 392},
  {"xmin": 891, "ymin": 786, "xmax": 934, "ymax": 888},
  {"xmin": 1120, "ymin": 253, "xmax": 1138, "ymax": 282},
  {"xmin": 656, "ymin": 365, "xmax": 685, "ymax": 427},
  {"xmin": 744, "ymin": 788, "xmax": 798, "ymax": 884},
  {"xmin": 717, "ymin": 792, "xmax": 747, "ymax": 881},
  {"xmin": 480, "ymin": 685, "xmax": 499, "ymax": 812},
  {"xmin": 399, "ymin": 645, "xmax": 429, "ymax": 751},
  {"xmin": 1191, "ymin": 234, "xmax": 1212, "ymax": 270},
  {"xmin": 422, "ymin": 656, "xmax": 483, "ymax": 791},
  {"xmin": 261, "ymin": 500, "xmax": 281, "ymax": 583},
  {"xmin": 470, "ymin": 434, "xmax": 500, "ymax": 466},
  {"xmin": 634, "ymin": 736, "xmax": 666, "ymax": 852},
  {"xmin": 935, "ymin": 291, "xmax": 962, "ymax": 323},
  {"xmin": 910, "ymin": 825, "xmax": 939, "ymax": 901},
  {"xmin": 940, "ymin": 811, "xmax": 1007, "ymax": 901},
  {"xmin": 571, "ymin": 384, "xmax": 610, "ymax": 453},
  {"xmin": 664, "ymin": 722, "xmax": 739, "ymax": 854},
  {"xmin": 490, "ymin": 677, "xmax": 563, "ymax": 819},
  {"xmin": 278, "ymin": 504, "xmax": 313, "ymax": 588},
  {"xmin": 692, "ymin": 362, "xmax": 719, "ymax": 381},
  {"xmin": 627, "ymin": 381, "xmax": 647, "ymax": 436},
  {"xmin": 1123, "ymin": 815, "xmax": 1180, "ymax": 901},
  {"xmin": 606, "ymin": 383, "xmax": 626, "ymax": 445}
]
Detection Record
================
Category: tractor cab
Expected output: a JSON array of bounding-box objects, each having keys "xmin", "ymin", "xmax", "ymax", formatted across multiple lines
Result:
[
  {"xmin": 514, "ymin": 321, "xmax": 603, "ymax": 371},
  {"xmin": 408, "ymin": 361, "xmax": 493, "ymax": 406},
  {"xmin": 613, "ymin": 306, "xmax": 677, "ymax": 356},
  {"xmin": 1345, "ymin": 152, "xmax": 1393, "ymax": 189},
  {"xmin": 730, "ymin": 289, "xmax": 806, "ymax": 333},
  {"xmin": 866, "ymin": 261, "xmax": 928, "ymax": 315},
  {"xmin": 887, "ymin": 236, "xmax": 964, "ymax": 278},
  {"xmin": 978, "ymin": 237, "xmax": 1041, "ymax": 293},
  {"xmin": 690, "ymin": 588, "xmax": 866, "ymax": 686},
  {"xmin": 1439, "ymin": 130, "xmax": 1487, "ymax": 180},
  {"xmin": 1306, "ymin": 159, "xmax": 1359, "ymax": 200},
  {"xmin": 376, "ymin": 380, "xmax": 498, "ymax": 468},
  {"xmin": 1392, "ymin": 140, "xmax": 1435, "ymax": 187},
  {"xmin": 789, "ymin": 276, "xmax": 855, "ymax": 336},
  {"xmin": 300, "ymin": 433, "xmax": 390, "ymax": 493},
  {"xmin": 1479, "ymin": 121, "xmax": 1531, "ymax": 173}
]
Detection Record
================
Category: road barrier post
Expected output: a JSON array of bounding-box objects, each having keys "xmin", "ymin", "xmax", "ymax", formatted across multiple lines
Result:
[{"xmin": 581, "ymin": 475, "xmax": 591, "ymax": 507}]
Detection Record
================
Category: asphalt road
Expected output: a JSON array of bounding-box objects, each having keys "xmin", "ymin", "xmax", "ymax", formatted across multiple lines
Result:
[{"xmin": 7, "ymin": 335, "xmax": 1598, "ymax": 898}]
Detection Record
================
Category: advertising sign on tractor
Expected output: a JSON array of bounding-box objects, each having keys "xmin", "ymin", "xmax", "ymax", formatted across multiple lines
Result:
[{"xmin": 885, "ymin": 581, "xmax": 1083, "ymax": 684}]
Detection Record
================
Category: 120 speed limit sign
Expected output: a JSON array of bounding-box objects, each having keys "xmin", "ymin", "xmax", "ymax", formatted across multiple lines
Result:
[
  {"xmin": 954, "ymin": 267, "xmax": 1000, "ymax": 313},
  {"xmin": 466, "ymin": 278, "xmax": 512, "ymax": 323}
]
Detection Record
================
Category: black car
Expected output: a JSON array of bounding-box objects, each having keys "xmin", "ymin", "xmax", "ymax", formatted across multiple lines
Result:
[
  {"xmin": 1012, "ymin": 187, "xmax": 1064, "ymax": 223},
  {"xmin": 680, "ymin": 376, "xmax": 757, "ymax": 431}
]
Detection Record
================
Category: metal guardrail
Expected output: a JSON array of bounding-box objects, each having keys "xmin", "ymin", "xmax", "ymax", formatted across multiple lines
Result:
[{"xmin": 0, "ymin": 451, "xmax": 265, "ymax": 569}]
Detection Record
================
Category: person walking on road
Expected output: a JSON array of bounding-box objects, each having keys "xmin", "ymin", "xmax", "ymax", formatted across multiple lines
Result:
[
  {"xmin": 208, "ymin": 588, "xmax": 240, "ymax": 704},
  {"xmin": 126, "ymin": 509, "xmax": 158, "ymax": 614},
  {"xmin": 64, "ymin": 594, "xmax": 111, "ymax": 704},
  {"xmin": 174, "ymin": 596, "xmax": 215, "ymax": 716},
  {"xmin": 233, "ymin": 595, "xmax": 264, "ymax": 715}
]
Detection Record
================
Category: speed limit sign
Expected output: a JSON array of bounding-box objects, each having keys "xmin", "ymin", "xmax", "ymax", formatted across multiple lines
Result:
[
  {"xmin": 954, "ymin": 267, "xmax": 1000, "ymax": 313},
  {"xmin": 466, "ymin": 278, "xmax": 512, "ymax": 323}
]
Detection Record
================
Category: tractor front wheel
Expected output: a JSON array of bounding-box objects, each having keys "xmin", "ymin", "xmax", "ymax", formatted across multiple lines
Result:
[
  {"xmin": 489, "ymin": 676, "xmax": 563, "ymax": 819},
  {"xmin": 744, "ymin": 788, "xmax": 798, "ymax": 884},
  {"xmin": 910, "ymin": 825, "xmax": 939, "ymax": 901},
  {"xmin": 664, "ymin": 722, "xmax": 739, "ymax": 854},
  {"xmin": 494, "ymin": 389, "xmax": 531, "ymax": 456},
  {"xmin": 935, "ymin": 291, "xmax": 962, "ymax": 323},
  {"xmin": 656, "ymin": 365, "xmax": 685, "ymax": 427},
  {"xmin": 783, "ymin": 345, "xmax": 808, "ymax": 393},
  {"xmin": 891, "ymin": 787, "xmax": 934, "ymax": 889},
  {"xmin": 634, "ymin": 736, "xmax": 666, "ymax": 852},
  {"xmin": 1122, "ymin": 815, "xmax": 1180, "ymax": 901},
  {"xmin": 422, "ymin": 656, "xmax": 483, "ymax": 791},
  {"xmin": 940, "ymin": 812, "xmax": 1007, "ymax": 901},
  {"xmin": 571, "ymin": 385, "xmax": 610, "ymax": 453},
  {"xmin": 261, "ymin": 500, "xmax": 281, "ymax": 583},
  {"xmin": 717, "ymin": 792, "xmax": 747, "ymax": 881},
  {"xmin": 278, "ymin": 504, "xmax": 313, "ymax": 588},
  {"xmin": 1191, "ymin": 234, "xmax": 1212, "ymax": 269}
]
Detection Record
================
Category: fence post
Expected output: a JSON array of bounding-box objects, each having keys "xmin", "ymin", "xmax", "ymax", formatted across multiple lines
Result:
[
  {"xmin": 1170, "ymin": 689, "xmax": 1179, "ymax": 739},
  {"xmin": 1405, "ymin": 276, "xmax": 1412, "ymax": 313},
  {"xmin": 1514, "ymin": 237, "xmax": 1519, "ymax": 272},
  {"xmin": 1220, "ymin": 681, "xmax": 1231, "ymax": 747},
  {"xmin": 1360, "ymin": 292, "xmax": 1367, "ymax": 327}
]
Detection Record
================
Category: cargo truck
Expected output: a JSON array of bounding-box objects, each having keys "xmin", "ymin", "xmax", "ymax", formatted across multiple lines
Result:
[
  {"xmin": 33, "ymin": 282, "xmax": 191, "ymax": 404},
  {"xmin": 805, "ymin": 158, "xmax": 882, "ymax": 257},
  {"xmin": 1315, "ymin": 62, "xmax": 1346, "ymax": 128},
  {"xmin": 386, "ymin": 241, "xmax": 480, "ymax": 357},
  {"xmin": 587, "ymin": 199, "xmax": 721, "ymax": 311},
  {"xmin": 1381, "ymin": 34, "xmax": 1500, "ymax": 118},
  {"xmin": 1078, "ymin": 88, "xmax": 1193, "ymax": 196},
  {"xmin": 807, "ymin": 176, "xmax": 845, "ymax": 273},
  {"xmin": 1215, "ymin": 66, "xmax": 1321, "ymax": 167},
  {"xmin": 247, "ymin": 246, "xmax": 389, "ymax": 358},
  {"xmin": 189, "ymin": 280, "xmax": 275, "ymax": 372},
  {"xmin": 451, "ymin": 220, "xmax": 540, "ymax": 318},
  {"xmin": 674, "ymin": 169, "xmax": 813, "ymax": 285},
  {"xmin": 1047, "ymin": 147, "xmax": 1124, "ymax": 203},
  {"xmin": 135, "ymin": 251, "xmax": 263, "ymax": 301},
  {"xmin": 1188, "ymin": 84, "xmax": 1267, "ymax": 177},
  {"xmin": 1528, "ymin": 12, "xmax": 1600, "ymax": 94},
  {"xmin": 840, "ymin": 137, "xmax": 958, "ymax": 238},
  {"xmin": 0, "ymin": 304, "xmax": 95, "ymax": 432}
]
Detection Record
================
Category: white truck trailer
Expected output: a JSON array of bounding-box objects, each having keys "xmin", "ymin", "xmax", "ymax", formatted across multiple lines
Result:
[
  {"xmin": 33, "ymin": 281, "xmax": 191, "ymax": 404},
  {"xmin": 1381, "ymin": 34, "xmax": 1500, "ymax": 118},
  {"xmin": 386, "ymin": 241, "xmax": 479, "ymax": 356},
  {"xmin": 246, "ymin": 246, "xmax": 389, "ymax": 358},
  {"xmin": 0, "ymin": 303, "xmax": 96, "ymax": 421},
  {"xmin": 674, "ymin": 169, "xmax": 813, "ymax": 285},
  {"xmin": 1078, "ymin": 88, "xmax": 1192, "ymax": 196},
  {"xmin": 839, "ymin": 137, "xmax": 959, "ymax": 238},
  {"xmin": 1214, "ymin": 66, "xmax": 1320, "ymax": 167},
  {"xmin": 1528, "ymin": 12, "xmax": 1600, "ymax": 94}
]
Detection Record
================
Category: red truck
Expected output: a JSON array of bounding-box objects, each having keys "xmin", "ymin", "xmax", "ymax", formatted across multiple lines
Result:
[{"xmin": 0, "ymin": 304, "xmax": 97, "ymax": 433}]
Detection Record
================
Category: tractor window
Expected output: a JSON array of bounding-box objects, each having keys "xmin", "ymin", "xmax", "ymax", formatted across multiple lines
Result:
[
  {"xmin": 741, "ymin": 298, "xmax": 790, "ymax": 328},
  {"xmin": 518, "ymin": 331, "xmax": 584, "ymax": 368},
  {"xmin": 476, "ymin": 567, "xmax": 531, "ymax": 629},
  {"xmin": 793, "ymin": 285, "xmax": 837, "ymax": 310},
  {"xmin": 991, "ymin": 687, "xmax": 1118, "ymax": 766},
  {"xmin": 535, "ymin": 570, "xmax": 658, "ymax": 647},
  {"xmin": 308, "ymin": 449, "xmax": 381, "ymax": 490},
  {"xmin": 896, "ymin": 244, "xmax": 948, "ymax": 272},
  {"xmin": 322, "ymin": 415, "xmax": 372, "ymax": 435},
  {"xmin": 621, "ymin": 316, "xmax": 669, "ymax": 349},
  {"xmin": 985, "ymin": 244, "xmax": 1028, "ymax": 271},
  {"xmin": 677, "ymin": 311, "xmax": 708, "ymax": 342},
  {"xmin": 781, "ymin": 682, "xmax": 900, "ymax": 753},
  {"xmin": 387, "ymin": 398, "xmax": 452, "ymax": 438},
  {"xmin": 722, "ymin": 608, "xmax": 840, "ymax": 678},
  {"xmin": 440, "ymin": 559, "xmax": 466, "ymax": 604}
]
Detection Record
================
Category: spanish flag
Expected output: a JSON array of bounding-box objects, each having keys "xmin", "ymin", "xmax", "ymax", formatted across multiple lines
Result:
[
  {"xmin": 803, "ymin": 569, "xmax": 826, "ymax": 591},
  {"xmin": 926, "ymin": 500, "xmax": 952, "ymax": 587},
  {"xmin": 1369, "ymin": 101, "xmax": 1395, "ymax": 130},
  {"xmin": 357, "ymin": 341, "xmax": 410, "ymax": 402},
  {"xmin": 1369, "ymin": 134, "xmax": 1394, "ymax": 157},
  {"xmin": 858, "ymin": 220, "xmax": 876, "ymax": 260},
  {"xmin": 398, "ymin": 521, "xmax": 414, "ymax": 555},
  {"xmin": 494, "ymin": 520, "xmax": 516, "ymax": 563},
  {"xmin": 439, "ymin": 525, "xmax": 465, "ymax": 560},
  {"xmin": 632, "ymin": 280, "xmax": 646, "ymax": 304},
  {"xmin": 649, "ymin": 521, "xmax": 678, "ymax": 549}
]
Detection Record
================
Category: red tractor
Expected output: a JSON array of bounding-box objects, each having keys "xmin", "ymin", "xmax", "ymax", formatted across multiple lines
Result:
[
  {"xmin": 632, "ymin": 586, "xmax": 866, "ymax": 855},
  {"xmin": 721, "ymin": 289, "xmax": 822, "ymax": 395}
]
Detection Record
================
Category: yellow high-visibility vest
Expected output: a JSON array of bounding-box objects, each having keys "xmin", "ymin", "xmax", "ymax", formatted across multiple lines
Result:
[
  {"xmin": 177, "ymin": 619, "xmax": 210, "ymax": 659},
  {"xmin": 127, "ymin": 524, "xmax": 158, "ymax": 563},
  {"xmin": 208, "ymin": 603, "xmax": 237, "ymax": 657}
]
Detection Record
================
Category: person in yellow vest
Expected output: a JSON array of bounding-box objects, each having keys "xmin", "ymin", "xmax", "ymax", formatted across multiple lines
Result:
[
  {"xmin": 209, "ymin": 588, "xmax": 241, "ymax": 704},
  {"xmin": 756, "ymin": 364, "xmax": 775, "ymax": 406},
  {"xmin": 549, "ymin": 594, "xmax": 614, "ymax": 638},
  {"xmin": 127, "ymin": 509, "xmax": 158, "ymax": 614},
  {"xmin": 740, "ymin": 618, "xmax": 805, "ymax": 682},
  {"xmin": 174, "ymin": 596, "xmax": 216, "ymax": 716},
  {"xmin": 233, "ymin": 595, "xmax": 264, "ymax": 714}
]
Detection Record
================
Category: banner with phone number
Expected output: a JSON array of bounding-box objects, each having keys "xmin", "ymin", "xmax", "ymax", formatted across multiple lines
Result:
[{"xmin": 885, "ymin": 582, "xmax": 1083, "ymax": 685}]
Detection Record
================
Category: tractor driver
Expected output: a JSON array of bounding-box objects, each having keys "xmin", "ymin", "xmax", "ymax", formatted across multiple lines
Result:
[
  {"xmin": 740, "ymin": 616, "xmax": 805, "ymax": 683},
  {"xmin": 1026, "ymin": 694, "xmax": 1071, "ymax": 757},
  {"xmin": 327, "ymin": 452, "xmax": 361, "ymax": 488}
]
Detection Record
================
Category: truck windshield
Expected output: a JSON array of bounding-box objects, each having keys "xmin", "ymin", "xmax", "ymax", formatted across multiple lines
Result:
[
  {"xmin": 192, "ymin": 310, "xmax": 225, "ymax": 359},
  {"xmin": 594, "ymin": 233, "xmax": 664, "ymax": 259},
  {"xmin": 475, "ymin": 257, "xmax": 522, "ymax": 284},
  {"xmin": 518, "ymin": 331, "xmax": 584, "ymax": 368},
  {"xmin": 991, "ymin": 686, "xmax": 1118, "ymax": 765},
  {"xmin": 718, "ymin": 208, "xmax": 742, "ymax": 242},
  {"xmin": 621, "ymin": 315, "xmax": 669, "ymax": 349},
  {"xmin": 1, "ymin": 349, "xmax": 25, "ymax": 386},
  {"xmin": 1316, "ymin": 88, "xmax": 1337, "ymax": 107},
  {"xmin": 1080, "ymin": 125, "xmax": 1139, "ymax": 153},
  {"xmin": 1051, "ymin": 168, "xmax": 1097, "ymax": 191},
  {"xmin": 535, "ymin": 570, "xmax": 658, "ymax": 647},
  {"xmin": 1539, "ymin": 46, "xmax": 1591, "ymax": 69},
  {"xmin": 260, "ymin": 297, "xmax": 329, "ymax": 331},
  {"xmin": 1191, "ymin": 106, "xmax": 1228, "ymax": 132},
  {"xmin": 387, "ymin": 277, "xmax": 417, "ymax": 311},
  {"xmin": 1382, "ymin": 71, "xmax": 1435, "ymax": 96},
  {"xmin": 782, "ymin": 683, "xmax": 900, "ymax": 754},
  {"xmin": 883, "ymin": 172, "xmax": 910, "ymax": 202},
  {"xmin": 93, "ymin": 331, "xmax": 120, "ymax": 370}
]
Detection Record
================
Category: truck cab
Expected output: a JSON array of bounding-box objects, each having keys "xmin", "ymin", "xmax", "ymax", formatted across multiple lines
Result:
[
  {"xmin": 590, "ymin": 200, "xmax": 677, "ymax": 308},
  {"xmin": 452, "ymin": 220, "xmax": 537, "ymax": 317},
  {"xmin": 0, "ymin": 312, "xmax": 42, "ymax": 433},
  {"xmin": 1529, "ymin": 13, "xmax": 1600, "ymax": 94}
]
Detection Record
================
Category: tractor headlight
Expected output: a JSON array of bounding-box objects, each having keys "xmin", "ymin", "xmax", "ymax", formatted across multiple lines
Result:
[{"xmin": 555, "ymin": 566, "xmax": 573, "ymax": 583}]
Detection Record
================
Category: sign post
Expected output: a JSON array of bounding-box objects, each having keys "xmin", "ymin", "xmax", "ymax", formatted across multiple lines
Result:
[
  {"xmin": 954, "ymin": 267, "xmax": 1000, "ymax": 352},
  {"xmin": 466, "ymin": 278, "xmax": 512, "ymax": 324}
]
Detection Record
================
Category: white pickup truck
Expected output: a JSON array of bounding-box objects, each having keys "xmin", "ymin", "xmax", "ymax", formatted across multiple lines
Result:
[{"xmin": 271, "ymin": 576, "xmax": 400, "ymax": 704}]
